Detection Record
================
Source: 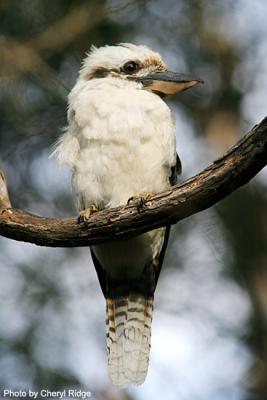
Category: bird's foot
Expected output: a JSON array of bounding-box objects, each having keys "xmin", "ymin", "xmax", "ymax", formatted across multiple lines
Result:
[
  {"xmin": 127, "ymin": 192, "xmax": 154, "ymax": 212},
  {"xmin": 78, "ymin": 205, "xmax": 99, "ymax": 223}
]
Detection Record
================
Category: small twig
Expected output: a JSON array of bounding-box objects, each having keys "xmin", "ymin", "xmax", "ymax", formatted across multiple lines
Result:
[{"xmin": 0, "ymin": 117, "xmax": 266, "ymax": 247}]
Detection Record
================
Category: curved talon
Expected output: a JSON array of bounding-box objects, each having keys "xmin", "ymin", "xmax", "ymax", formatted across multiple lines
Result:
[
  {"xmin": 127, "ymin": 192, "xmax": 154, "ymax": 212},
  {"xmin": 78, "ymin": 205, "xmax": 98, "ymax": 223}
]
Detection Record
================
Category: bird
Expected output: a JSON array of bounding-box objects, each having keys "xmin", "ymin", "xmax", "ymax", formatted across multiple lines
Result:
[{"xmin": 52, "ymin": 43, "xmax": 202, "ymax": 387}]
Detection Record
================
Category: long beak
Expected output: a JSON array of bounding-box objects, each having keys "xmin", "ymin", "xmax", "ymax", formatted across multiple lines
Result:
[{"xmin": 137, "ymin": 70, "xmax": 204, "ymax": 96}]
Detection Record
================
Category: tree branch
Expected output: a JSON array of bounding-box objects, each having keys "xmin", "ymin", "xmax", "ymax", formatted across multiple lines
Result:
[{"xmin": 0, "ymin": 117, "xmax": 266, "ymax": 247}]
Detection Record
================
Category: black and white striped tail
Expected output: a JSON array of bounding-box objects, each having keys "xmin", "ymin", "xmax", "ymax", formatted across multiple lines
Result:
[{"xmin": 106, "ymin": 295, "xmax": 153, "ymax": 387}]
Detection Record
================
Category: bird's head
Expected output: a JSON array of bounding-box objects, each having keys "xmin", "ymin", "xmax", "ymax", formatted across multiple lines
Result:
[{"xmin": 80, "ymin": 43, "xmax": 203, "ymax": 96}]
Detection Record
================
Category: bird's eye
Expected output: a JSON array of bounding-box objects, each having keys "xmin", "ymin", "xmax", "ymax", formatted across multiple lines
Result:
[{"xmin": 122, "ymin": 61, "xmax": 139, "ymax": 74}]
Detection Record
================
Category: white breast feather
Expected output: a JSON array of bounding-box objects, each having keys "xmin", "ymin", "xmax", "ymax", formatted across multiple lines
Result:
[{"xmin": 55, "ymin": 77, "xmax": 176, "ymax": 210}]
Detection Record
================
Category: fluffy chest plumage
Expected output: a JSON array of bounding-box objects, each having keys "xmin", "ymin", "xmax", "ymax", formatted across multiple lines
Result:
[{"xmin": 61, "ymin": 78, "xmax": 176, "ymax": 209}]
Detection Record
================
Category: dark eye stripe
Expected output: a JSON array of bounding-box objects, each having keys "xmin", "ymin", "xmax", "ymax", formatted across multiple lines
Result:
[
  {"xmin": 85, "ymin": 62, "xmax": 141, "ymax": 80},
  {"xmin": 91, "ymin": 67, "xmax": 110, "ymax": 78},
  {"xmin": 86, "ymin": 67, "xmax": 119, "ymax": 80}
]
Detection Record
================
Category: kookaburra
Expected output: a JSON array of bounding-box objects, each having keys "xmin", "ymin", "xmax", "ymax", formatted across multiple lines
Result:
[{"xmin": 53, "ymin": 43, "xmax": 202, "ymax": 386}]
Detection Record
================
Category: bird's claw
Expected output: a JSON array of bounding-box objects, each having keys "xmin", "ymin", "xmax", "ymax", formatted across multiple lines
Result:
[
  {"xmin": 127, "ymin": 192, "xmax": 154, "ymax": 212},
  {"xmin": 78, "ymin": 205, "xmax": 99, "ymax": 223}
]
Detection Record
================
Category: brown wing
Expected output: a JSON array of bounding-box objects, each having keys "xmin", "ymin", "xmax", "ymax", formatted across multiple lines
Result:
[
  {"xmin": 91, "ymin": 248, "xmax": 107, "ymax": 297},
  {"xmin": 154, "ymin": 152, "xmax": 182, "ymax": 285},
  {"xmin": 169, "ymin": 153, "xmax": 182, "ymax": 186}
]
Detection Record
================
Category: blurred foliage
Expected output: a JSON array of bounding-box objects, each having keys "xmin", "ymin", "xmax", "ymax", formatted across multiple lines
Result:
[{"xmin": 0, "ymin": 1, "xmax": 267, "ymax": 399}]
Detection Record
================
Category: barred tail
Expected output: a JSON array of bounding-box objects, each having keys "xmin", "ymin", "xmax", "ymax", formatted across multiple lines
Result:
[{"xmin": 106, "ymin": 295, "xmax": 153, "ymax": 387}]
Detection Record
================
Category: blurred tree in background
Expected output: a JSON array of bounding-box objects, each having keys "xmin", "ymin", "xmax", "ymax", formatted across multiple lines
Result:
[{"xmin": 0, "ymin": 1, "xmax": 267, "ymax": 399}]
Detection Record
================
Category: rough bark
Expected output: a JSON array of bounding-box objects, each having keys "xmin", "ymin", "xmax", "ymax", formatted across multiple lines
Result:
[{"xmin": 0, "ymin": 117, "xmax": 266, "ymax": 247}]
